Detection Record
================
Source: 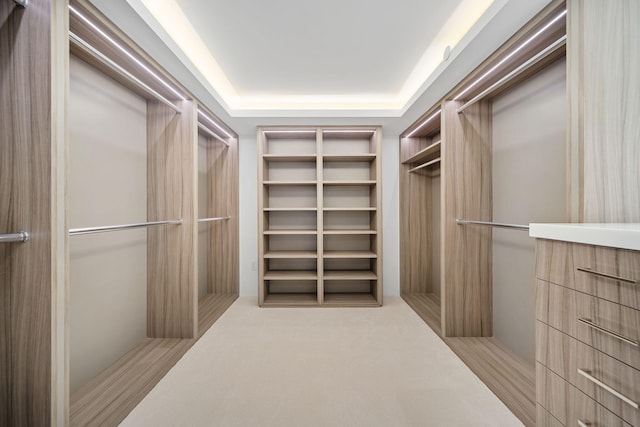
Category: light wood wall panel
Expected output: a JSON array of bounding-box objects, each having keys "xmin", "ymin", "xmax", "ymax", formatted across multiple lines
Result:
[
  {"xmin": 206, "ymin": 137, "xmax": 239, "ymax": 295},
  {"xmin": 569, "ymin": 0, "xmax": 640, "ymax": 222},
  {"xmin": 0, "ymin": 0, "xmax": 60, "ymax": 424},
  {"xmin": 399, "ymin": 137, "xmax": 433, "ymax": 295},
  {"xmin": 147, "ymin": 100, "xmax": 197, "ymax": 338},
  {"xmin": 441, "ymin": 100, "xmax": 493, "ymax": 337}
]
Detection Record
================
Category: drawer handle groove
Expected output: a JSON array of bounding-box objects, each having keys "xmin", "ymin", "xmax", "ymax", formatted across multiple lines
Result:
[
  {"xmin": 577, "ymin": 368, "xmax": 639, "ymax": 409},
  {"xmin": 578, "ymin": 318, "xmax": 639, "ymax": 347},
  {"xmin": 576, "ymin": 267, "xmax": 638, "ymax": 285},
  {"xmin": 577, "ymin": 420, "xmax": 590, "ymax": 427}
]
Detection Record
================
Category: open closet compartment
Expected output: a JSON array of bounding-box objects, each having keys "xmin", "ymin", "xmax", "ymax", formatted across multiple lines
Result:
[
  {"xmin": 67, "ymin": 1, "xmax": 239, "ymax": 425},
  {"xmin": 399, "ymin": 1, "xmax": 566, "ymax": 425},
  {"xmin": 196, "ymin": 105, "xmax": 239, "ymax": 337},
  {"xmin": 258, "ymin": 127, "xmax": 382, "ymax": 307}
]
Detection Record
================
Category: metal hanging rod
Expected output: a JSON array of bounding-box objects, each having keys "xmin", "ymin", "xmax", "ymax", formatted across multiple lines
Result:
[
  {"xmin": 69, "ymin": 32, "xmax": 182, "ymax": 114},
  {"xmin": 456, "ymin": 219, "xmax": 529, "ymax": 231},
  {"xmin": 408, "ymin": 157, "xmax": 441, "ymax": 173},
  {"xmin": 69, "ymin": 219, "xmax": 182, "ymax": 236},
  {"xmin": 0, "ymin": 231, "xmax": 30, "ymax": 243},
  {"xmin": 14, "ymin": 0, "xmax": 28, "ymax": 7},
  {"xmin": 457, "ymin": 35, "xmax": 567, "ymax": 114},
  {"xmin": 198, "ymin": 216, "xmax": 231, "ymax": 223},
  {"xmin": 198, "ymin": 123, "xmax": 229, "ymax": 146}
]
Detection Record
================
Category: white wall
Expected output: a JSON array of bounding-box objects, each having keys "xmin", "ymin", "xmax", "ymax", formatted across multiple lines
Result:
[
  {"xmin": 492, "ymin": 58, "xmax": 566, "ymax": 363},
  {"xmin": 69, "ymin": 57, "xmax": 148, "ymax": 391},
  {"xmin": 238, "ymin": 132, "xmax": 401, "ymax": 297}
]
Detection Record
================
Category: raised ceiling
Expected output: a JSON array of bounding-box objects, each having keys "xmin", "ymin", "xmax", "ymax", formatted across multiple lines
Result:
[{"xmin": 126, "ymin": 0, "xmax": 505, "ymax": 116}]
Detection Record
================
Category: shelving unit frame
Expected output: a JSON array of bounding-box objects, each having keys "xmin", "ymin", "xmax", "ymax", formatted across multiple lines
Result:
[{"xmin": 258, "ymin": 126, "xmax": 382, "ymax": 307}]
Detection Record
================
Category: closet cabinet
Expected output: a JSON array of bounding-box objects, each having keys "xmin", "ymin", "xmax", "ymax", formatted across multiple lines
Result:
[
  {"xmin": 399, "ymin": 1, "xmax": 566, "ymax": 425},
  {"xmin": 258, "ymin": 127, "xmax": 382, "ymax": 307}
]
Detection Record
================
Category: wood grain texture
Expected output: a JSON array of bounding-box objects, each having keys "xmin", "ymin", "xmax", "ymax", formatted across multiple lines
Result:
[
  {"xmin": 441, "ymin": 100, "xmax": 493, "ymax": 337},
  {"xmin": 0, "ymin": 1, "xmax": 55, "ymax": 425},
  {"xmin": 536, "ymin": 281, "xmax": 640, "ymax": 371},
  {"xmin": 446, "ymin": 337, "xmax": 535, "ymax": 427},
  {"xmin": 401, "ymin": 293, "xmax": 442, "ymax": 336},
  {"xmin": 537, "ymin": 363, "xmax": 633, "ymax": 427},
  {"xmin": 536, "ymin": 240, "xmax": 640, "ymax": 310},
  {"xmin": 147, "ymin": 100, "xmax": 197, "ymax": 338},
  {"xmin": 69, "ymin": 338, "xmax": 192, "ymax": 427},
  {"xmin": 535, "ymin": 322, "xmax": 639, "ymax": 426},
  {"xmin": 568, "ymin": 0, "xmax": 640, "ymax": 222},
  {"xmin": 399, "ymin": 136, "xmax": 434, "ymax": 295},
  {"xmin": 204, "ymin": 136, "xmax": 239, "ymax": 296},
  {"xmin": 536, "ymin": 405, "xmax": 564, "ymax": 427},
  {"xmin": 197, "ymin": 293, "xmax": 237, "ymax": 339}
]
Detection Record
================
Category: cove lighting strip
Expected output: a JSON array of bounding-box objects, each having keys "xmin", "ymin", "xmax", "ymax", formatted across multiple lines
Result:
[
  {"xmin": 69, "ymin": 5, "xmax": 185, "ymax": 101},
  {"xmin": 405, "ymin": 109, "xmax": 441, "ymax": 138},
  {"xmin": 454, "ymin": 9, "xmax": 567, "ymax": 101},
  {"xmin": 197, "ymin": 109, "xmax": 233, "ymax": 139}
]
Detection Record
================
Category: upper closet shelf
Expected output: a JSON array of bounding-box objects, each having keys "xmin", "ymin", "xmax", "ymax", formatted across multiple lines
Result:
[
  {"xmin": 402, "ymin": 140, "xmax": 441, "ymax": 165},
  {"xmin": 263, "ymin": 154, "xmax": 317, "ymax": 162},
  {"xmin": 323, "ymin": 154, "xmax": 376, "ymax": 162},
  {"xmin": 323, "ymin": 180, "xmax": 376, "ymax": 186},
  {"xmin": 263, "ymin": 181, "xmax": 317, "ymax": 186}
]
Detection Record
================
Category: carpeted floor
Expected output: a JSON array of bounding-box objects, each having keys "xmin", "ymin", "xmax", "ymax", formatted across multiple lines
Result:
[{"xmin": 120, "ymin": 297, "xmax": 523, "ymax": 426}]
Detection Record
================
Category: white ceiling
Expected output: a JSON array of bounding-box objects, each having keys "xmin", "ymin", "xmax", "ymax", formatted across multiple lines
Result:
[
  {"xmin": 89, "ymin": 0, "xmax": 552, "ymax": 130},
  {"xmin": 125, "ymin": 0, "xmax": 504, "ymax": 115}
]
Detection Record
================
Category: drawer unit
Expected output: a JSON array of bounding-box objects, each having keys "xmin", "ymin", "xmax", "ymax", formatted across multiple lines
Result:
[
  {"xmin": 537, "ymin": 363, "xmax": 632, "ymax": 427},
  {"xmin": 536, "ymin": 323, "xmax": 640, "ymax": 425},
  {"xmin": 536, "ymin": 240, "xmax": 640, "ymax": 309},
  {"xmin": 536, "ymin": 280, "xmax": 640, "ymax": 370}
]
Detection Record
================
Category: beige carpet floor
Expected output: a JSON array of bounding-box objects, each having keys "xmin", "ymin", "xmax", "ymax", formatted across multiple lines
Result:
[{"xmin": 120, "ymin": 297, "xmax": 523, "ymax": 426}]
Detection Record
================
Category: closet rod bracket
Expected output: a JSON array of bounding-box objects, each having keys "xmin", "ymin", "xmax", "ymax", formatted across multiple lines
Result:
[{"xmin": 0, "ymin": 231, "xmax": 30, "ymax": 243}]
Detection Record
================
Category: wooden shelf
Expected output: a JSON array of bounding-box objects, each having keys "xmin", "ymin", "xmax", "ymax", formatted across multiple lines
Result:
[
  {"xmin": 323, "ymin": 207, "xmax": 376, "ymax": 212},
  {"xmin": 323, "ymin": 229, "xmax": 377, "ymax": 235},
  {"xmin": 323, "ymin": 293, "xmax": 379, "ymax": 306},
  {"xmin": 323, "ymin": 154, "xmax": 376, "ymax": 162},
  {"xmin": 323, "ymin": 180, "xmax": 376, "ymax": 186},
  {"xmin": 263, "ymin": 180, "xmax": 317, "ymax": 186},
  {"xmin": 263, "ymin": 293, "xmax": 319, "ymax": 306},
  {"xmin": 264, "ymin": 270, "xmax": 318, "ymax": 280},
  {"xmin": 263, "ymin": 207, "xmax": 317, "ymax": 212},
  {"xmin": 263, "ymin": 154, "xmax": 317, "ymax": 162},
  {"xmin": 324, "ymin": 271, "xmax": 377, "ymax": 280},
  {"xmin": 265, "ymin": 251, "xmax": 318, "ymax": 259},
  {"xmin": 198, "ymin": 293, "xmax": 237, "ymax": 338},
  {"xmin": 264, "ymin": 229, "xmax": 317, "ymax": 235},
  {"xmin": 401, "ymin": 140, "xmax": 441, "ymax": 164},
  {"xmin": 323, "ymin": 251, "xmax": 377, "ymax": 259},
  {"xmin": 70, "ymin": 338, "xmax": 193, "ymax": 426}
]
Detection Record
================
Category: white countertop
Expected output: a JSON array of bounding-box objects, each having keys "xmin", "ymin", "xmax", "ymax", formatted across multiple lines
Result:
[{"xmin": 529, "ymin": 223, "xmax": 640, "ymax": 251}]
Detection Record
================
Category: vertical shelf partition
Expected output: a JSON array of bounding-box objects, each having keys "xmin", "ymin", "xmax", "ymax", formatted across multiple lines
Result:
[{"xmin": 258, "ymin": 127, "xmax": 382, "ymax": 307}]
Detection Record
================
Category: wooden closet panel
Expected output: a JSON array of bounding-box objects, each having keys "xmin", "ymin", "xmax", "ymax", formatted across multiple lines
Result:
[
  {"xmin": 207, "ymin": 138, "xmax": 239, "ymax": 294},
  {"xmin": 399, "ymin": 137, "xmax": 432, "ymax": 294},
  {"xmin": 441, "ymin": 100, "xmax": 493, "ymax": 337},
  {"xmin": 147, "ymin": 100, "xmax": 197, "ymax": 338},
  {"xmin": 0, "ymin": 0, "xmax": 56, "ymax": 425},
  {"xmin": 568, "ymin": 0, "xmax": 640, "ymax": 222}
]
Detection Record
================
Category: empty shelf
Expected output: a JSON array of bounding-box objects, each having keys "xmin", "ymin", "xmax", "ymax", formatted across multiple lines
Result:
[
  {"xmin": 263, "ymin": 181, "xmax": 317, "ymax": 186},
  {"xmin": 263, "ymin": 207, "xmax": 317, "ymax": 212},
  {"xmin": 264, "ymin": 251, "xmax": 318, "ymax": 259},
  {"xmin": 264, "ymin": 270, "xmax": 318, "ymax": 280},
  {"xmin": 264, "ymin": 229, "xmax": 317, "ymax": 235},
  {"xmin": 324, "ymin": 271, "xmax": 377, "ymax": 280},
  {"xmin": 323, "ymin": 229, "xmax": 377, "ymax": 235},
  {"xmin": 263, "ymin": 154, "xmax": 317, "ymax": 162},
  {"xmin": 323, "ymin": 251, "xmax": 377, "ymax": 259},
  {"xmin": 263, "ymin": 293, "xmax": 319, "ymax": 306},
  {"xmin": 323, "ymin": 293, "xmax": 379, "ymax": 306},
  {"xmin": 323, "ymin": 207, "xmax": 376, "ymax": 212},
  {"xmin": 323, "ymin": 154, "xmax": 376, "ymax": 162},
  {"xmin": 323, "ymin": 180, "xmax": 376, "ymax": 186},
  {"xmin": 402, "ymin": 140, "xmax": 441, "ymax": 164}
]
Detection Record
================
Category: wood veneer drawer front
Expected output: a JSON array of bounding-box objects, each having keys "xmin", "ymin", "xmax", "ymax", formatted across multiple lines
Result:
[
  {"xmin": 536, "ymin": 324, "xmax": 640, "ymax": 426},
  {"xmin": 536, "ymin": 281, "xmax": 640, "ymax": 370},
  {"xmin": 536, "ymin": 240, "xmax": 640, "ymax": 309},
  {"xmin": 537, "ymin": 363, "xmax": 632, "ymax": 427}
]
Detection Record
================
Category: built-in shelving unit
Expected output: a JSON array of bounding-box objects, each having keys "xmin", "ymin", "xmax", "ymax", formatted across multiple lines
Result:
[{"xmin": 258, "ymin": 126, "xmax": 382, "ymax": 307}]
